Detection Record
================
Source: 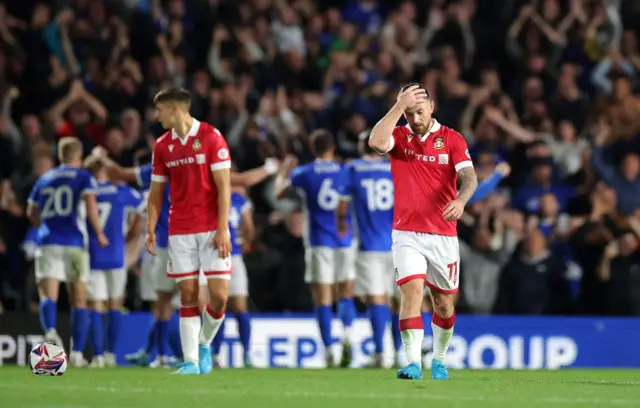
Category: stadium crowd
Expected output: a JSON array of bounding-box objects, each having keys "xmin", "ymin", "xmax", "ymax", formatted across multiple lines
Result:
[{"xmin": 1, "ymin": 0, "xmax": 640, "ymax": 317}]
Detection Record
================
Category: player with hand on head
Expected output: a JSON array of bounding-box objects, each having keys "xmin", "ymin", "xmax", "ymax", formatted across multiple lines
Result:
[
  {"xmin": 336, "ymin": 132, "xmax": 395, "ymax": 368},
  {"xmin": 207, "ymin": 186, "xmax": 256, "ymax": 368},
  {"xmin": 26, "ymin": 137, "xmax": 109, "ymax": 367},
  {"xmin": 369, "ymin": 84, "xmax": 478, "ymax": 380},
  {"xmin": 148, "ymin": 88, "xmax": 232, "ymax": 375},
  {"xmin": 83, "ymin": 156, "xmax": 145, "ymax": 368},
  {"xmin": 275, "ymin": 132, "xmax": 357, "ymax": 368}
]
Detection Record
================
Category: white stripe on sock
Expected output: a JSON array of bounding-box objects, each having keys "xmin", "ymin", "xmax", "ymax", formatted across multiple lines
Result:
[
  {"xmin": 179, "ymin": 316, "xmax": 201, "ymax": 364},
  {"xmin": 431, "ymin": 322, "xmax": 454, "ymax": 361},
  {"xmin": 401, "ymin": 329, "xmax": 423, "ymax": 367}
]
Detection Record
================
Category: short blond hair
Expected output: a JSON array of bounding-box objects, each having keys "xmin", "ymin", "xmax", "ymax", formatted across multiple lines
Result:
[
  {"xmin": 83, "ymin": 155, "xmax": 103, "ymax": 174},
  {"xmin": 58, "ymin": 137, "xmax": 83, "ymax": 163}
]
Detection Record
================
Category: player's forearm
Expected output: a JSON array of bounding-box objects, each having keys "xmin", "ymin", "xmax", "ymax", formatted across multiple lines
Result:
[
  {"xmin": 456, "ymin": 167, "xmax": 478, "ymax": 205},
  {"xmin": 100, "ymin": 156, "xmax": 136, "ymax": 182},
  {"xmin": 214, "ymin": 170, "xmax": 231, "ymax": 229},
  {"xmin": 147, "ymin": 197, "xmax": 161, "ymax": 233},
  {"xmin": 231, "ymin": 168, "xmax": 267, "ymax": 188},
  {"xmin": 369, "ymin": 103, "xmax": 404, "ymax": 152},
  {"xmin": 146, "ymin": 185, "xmax": 163, "ymax": 233},
  {"xmin": 26, "ymin": 204, "xmax": 41, "ymax": 227},
  {"xmin": 85, "ymin": 195, "xmax": 104, "ymax": 235}
]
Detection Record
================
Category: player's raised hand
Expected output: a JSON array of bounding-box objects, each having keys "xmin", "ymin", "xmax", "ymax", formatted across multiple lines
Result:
[
  {"xmin": 97, "ymin": 231, "xmax": 110, "ymax": 248},
  {"xmin": 212, "ymin": 227, "xmax": 231, "ymax": 259},
  {"xmin": 442, "ymin": 199, "xmax": 465, "ymax": 221},
  {"xmin": 145, "ymin": 232, "xmax": 157, "ymax": 256},
  {"xmin": 396, "ymin": 85, "xmax": 428, "ymax": 110}
]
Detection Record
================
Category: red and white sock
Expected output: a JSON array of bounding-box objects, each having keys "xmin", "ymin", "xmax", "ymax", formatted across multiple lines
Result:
[
  {"xmin": 199, "ymin": 304, "xmax": 225, "ymax": 345},
  {"xmin": 431, "ymin": 311, "xmax": 455, "ymax": 361},
  {"xmin": 399, "ymin": 316, "xmax": 424, "ymax": 367},
  {"xmin": 179, "ymin": 306, "xmax": 201, "ymax": 364}
]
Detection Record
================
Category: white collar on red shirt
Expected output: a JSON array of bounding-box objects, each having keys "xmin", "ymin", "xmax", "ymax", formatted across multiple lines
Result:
[
  {"xmin": 171, "ymin": 119, "xmax": 201, "ymax": 146},
  {"xmin": 405, "ymin": 119, "xmax": 441, "ymax": 142}
]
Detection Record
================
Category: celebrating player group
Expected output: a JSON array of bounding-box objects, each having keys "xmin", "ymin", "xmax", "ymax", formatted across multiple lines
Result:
[{"xmin": 27, "ymin": 82, "xmax": 484, "ymax": 379}]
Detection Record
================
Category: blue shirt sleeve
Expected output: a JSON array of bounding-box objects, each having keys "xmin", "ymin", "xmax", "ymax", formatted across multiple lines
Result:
[
  {"xmin": 122, "ymin": 187, "xmax": 144, "ymax": 212},
  {"xmin": 28, "ymin": 180, "xmax": 41, "ymax": 207},
  {"xmin": 136, "ymin": 164, "xmax": 153, "ymax": 190},
  {"xmin": 81, "ymin": 170, "xmax": 98, "ymax": 195},
  {"xmin": 467, "ymin": 171, "xmax": 504, "ymax": 205},
  {"xmin": 336, "ymin": 164, "xmax": 354, "ymax": 199},
  {"xmin": 289, "ymin": 166, "xmax": 305, "ymax": 189}
]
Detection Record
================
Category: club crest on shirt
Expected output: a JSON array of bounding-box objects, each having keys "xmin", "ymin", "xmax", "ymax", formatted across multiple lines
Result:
[
  {"xmin": 433, "ymin": 136, "xmax": 445, "ymax": 150},
  {"xmin": 192, "ymin": 138, "xmax": 202, "ymax": 151},
  {"xmin": 168, "ymin": 145, "xmax": 174, "ymax": 152}
]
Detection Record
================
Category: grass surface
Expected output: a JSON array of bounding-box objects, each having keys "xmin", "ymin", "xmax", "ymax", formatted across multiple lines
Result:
[{"xmin": 1, "ymin": 366, "xmax": 639, "ymax": 408}]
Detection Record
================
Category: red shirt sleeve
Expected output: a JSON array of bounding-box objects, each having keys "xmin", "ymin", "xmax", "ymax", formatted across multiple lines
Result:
[
  {"xmin": 151, "ymin": 141, "xmax": 168, "ymax": 182},
  {"xmin": 449, "ymin": 130, "xmax": 473, "ymax": 172},
  {"xmin": 208, "ymin": 127, "xmax": 232, "ymax": 171}
]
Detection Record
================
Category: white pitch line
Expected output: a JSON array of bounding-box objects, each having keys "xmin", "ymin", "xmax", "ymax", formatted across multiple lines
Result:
[{"xmin": 0, "ymin": 383, "xmax": 638, "ymax": 406}]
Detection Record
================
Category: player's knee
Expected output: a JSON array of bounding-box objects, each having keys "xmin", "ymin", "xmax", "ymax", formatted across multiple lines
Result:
[
  {"xmin": 431, "ymin": 292, "xmax": 455, "ymax": 318},
  {"xmin": 179, "ymin": 286, "xmax": 199, "ymax": 306},
  {"xmin": 208, "ymin": 290, "xmax": 228, "ymax": 314}
]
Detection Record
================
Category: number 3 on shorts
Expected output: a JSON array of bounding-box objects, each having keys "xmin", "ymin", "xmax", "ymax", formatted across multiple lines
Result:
[{"xmin": 447, "ymin": 261, "xmax": 458, "ymax": 285}]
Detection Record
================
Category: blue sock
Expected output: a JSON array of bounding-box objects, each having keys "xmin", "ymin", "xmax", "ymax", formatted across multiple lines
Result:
[
  {"xmin": 169, "ymin": 314, "xmax": 183, "ymax": 359},
  {"xmin": 39, "ymin": 298, "xmax": 57, "ymax": 332},
  {"xmin": 106, "ymin": 310, "xmax": 122, "ymax": 354},
  {"xmin": 421, "ymin": 311, "xmax": 431, "ymax": 335},
  {"xmin": 89, "ymin": 311, "xmax": 104, "ymax": 356},
  {"xmin": 369, "ymin": 304, "xmax": 388, "ymax": 354},
  {"xmin": 316, "ymin": 305, "xmax": 333, "ymax": 348},
  {"xmin": 71, "ymin": 308, "xmax": 89, "ymax": 353},
  {"xmin": 157, "ymin": 319, "xmax": 170, "ymax": 357},
  {"xmin": 145, "ymin": 319, "xmax": 158, "ymax": 355},
  {"xmin": 236, "ymin": 312, "xmax": 251, "ymax": 359},
  {"xmin": 337, "ymin": 298, "xmax": 356, "ymax": 333},
  {"xmin": 212, "ymin": 319, "xmax": 225, "ymax": 355},
  {"xmin": 391, "ymin": 313, "xmax": 402, "ymax": 352}
]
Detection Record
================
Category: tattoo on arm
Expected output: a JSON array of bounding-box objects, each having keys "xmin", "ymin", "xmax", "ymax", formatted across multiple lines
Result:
[{"xmin": 457, "ymin": 167, "xmax": 478, "ymax": 205}]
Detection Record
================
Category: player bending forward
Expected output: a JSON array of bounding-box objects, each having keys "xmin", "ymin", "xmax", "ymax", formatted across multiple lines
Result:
[
  {"xmin": 369, "ymin": 84, "xmax": 478, "ymax": 380},
  {"xmin": 148, "ymin": 88, "xmax": 232, "ymax": 375}
]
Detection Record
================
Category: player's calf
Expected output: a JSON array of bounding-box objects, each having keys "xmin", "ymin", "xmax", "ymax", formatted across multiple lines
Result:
[
  {"xmin": 396, "ymin": 279, "xmax": 425, "ymax": 379},
  {"xmin": 229, "ymin": 296, "xmax": 252, "ymax": 367},
  {"xmin": 429, "ymin": 291, "xmax": 455, "ymax": 380},
  {"xmin": 198, "ymin": 279, "xmax": 228, "ymax": 374}
]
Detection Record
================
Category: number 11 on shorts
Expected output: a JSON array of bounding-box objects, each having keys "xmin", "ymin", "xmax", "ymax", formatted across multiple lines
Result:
[{"xmin": 447, "ymin": 261, "xmax": 458, "ymax": 285}]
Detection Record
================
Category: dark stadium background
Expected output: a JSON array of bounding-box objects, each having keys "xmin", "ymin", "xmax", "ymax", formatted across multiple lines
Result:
[{"xmin": 0, "ymin": 0, "xmax": 640, "ymax": 359}]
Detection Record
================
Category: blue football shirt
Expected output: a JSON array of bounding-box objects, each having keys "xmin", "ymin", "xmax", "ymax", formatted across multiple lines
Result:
[
  {"xmin": 337, "ymin": 157, "xmax": 393, "ymax": 252},
  {"xmin": 88, "ymin": 181, "xmax": 144, "ymax": 270},
  {"xmin": 290, "ymin": 159, "xmax": 353, "ymax": 248},
  {"xmin": 28, "ymin": 165, "xmax": 98, "ymax": 248}
]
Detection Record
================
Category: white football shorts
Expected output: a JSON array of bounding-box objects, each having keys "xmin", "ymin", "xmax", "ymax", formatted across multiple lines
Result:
[
  {"xmin": 35, "ymin": 245, "xmax": 89, "ymax": 283},
  {"xmin": 392, "ymin": 230, "xmax": 460, "ymax": 293},
  {"xmin": 168, "ymin": 231, "xmax": 231, "ymax": 283},
  {"xmin": 355, "ymin": 251, "xmax": 397, "ymax": 297},
  {"xmin": 198, "ymin": 255, "xmax": 247, "ymax": 296},
  {"xmin": 140, "ymin": 250, "xmax": 158, "ymax": 301},
  {"xmin": 230, "ymin": 255, "xmax": 248, "ymax": 297},
  {"xmin": 152, "ymin": 247, "xmax": 177, "ymax": 294},
  {"xmin": 87, "ymin": 268, "xmax": 127, "ymax": 301},
  {"xmin": 305, "ymin": 245, "xmax": 356, "ymax": 285}
]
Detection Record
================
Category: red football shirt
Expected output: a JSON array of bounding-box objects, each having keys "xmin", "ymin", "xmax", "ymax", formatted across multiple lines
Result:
[
  {"xmin": 385, "ymin": 119, "xmax": 473, "ymax": 236},
  {"xmin": 151, "ymin": 119, "xmax": 231, "ymax": 235}
]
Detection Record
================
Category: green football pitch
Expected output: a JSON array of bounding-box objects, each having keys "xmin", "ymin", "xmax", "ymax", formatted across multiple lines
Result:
[{"xmin": 1, "ymin": 367, "xmax": 639, "ymax": 408}]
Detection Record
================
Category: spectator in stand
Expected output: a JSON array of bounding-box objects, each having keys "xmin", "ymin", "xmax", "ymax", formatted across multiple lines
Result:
[{"xmin": 0, "ymin": 0, "xmax": 639, "ymax": 318}]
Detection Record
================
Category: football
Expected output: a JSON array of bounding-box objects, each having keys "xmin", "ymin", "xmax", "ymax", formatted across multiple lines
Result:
[{"xmin": 29, "ymin": 342, "xmax": 68, "ymax": 376}]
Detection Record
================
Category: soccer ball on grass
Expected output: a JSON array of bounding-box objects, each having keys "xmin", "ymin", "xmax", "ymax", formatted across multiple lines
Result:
[{"xmin": 29, "ymin": 342, "xmax": 68, "ymax": 376}]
